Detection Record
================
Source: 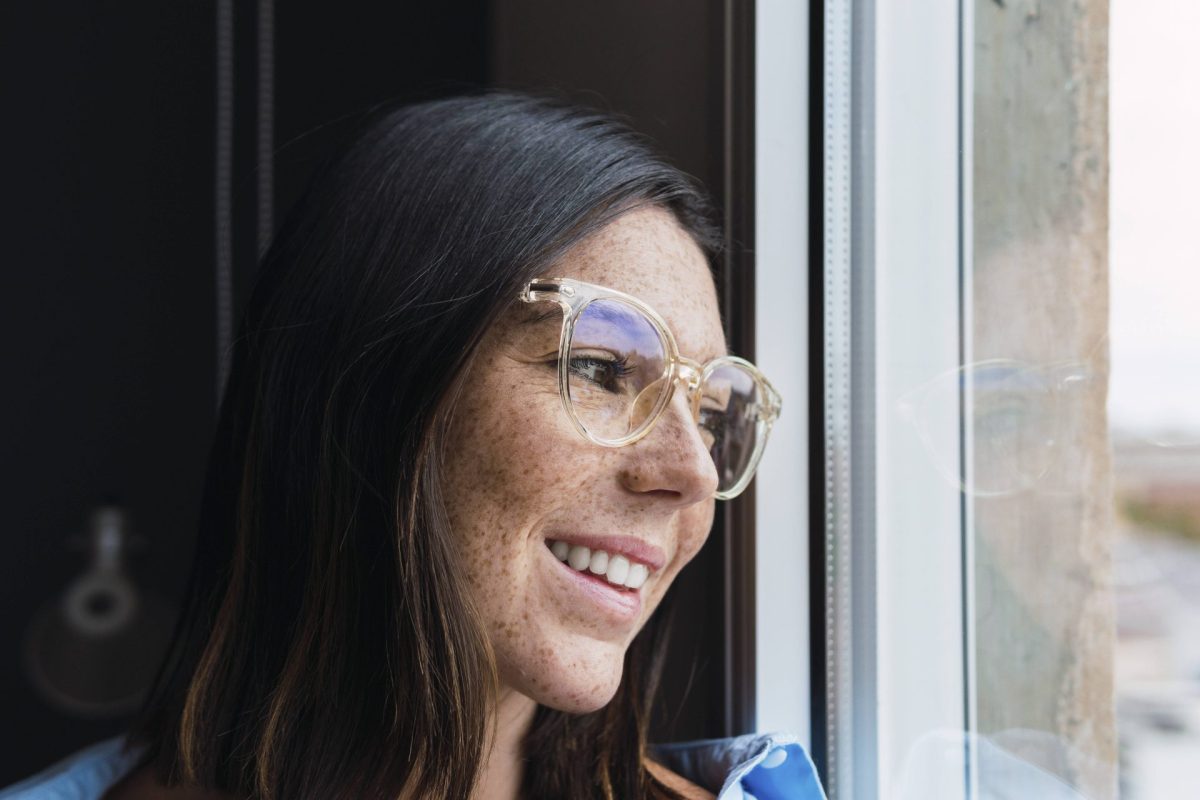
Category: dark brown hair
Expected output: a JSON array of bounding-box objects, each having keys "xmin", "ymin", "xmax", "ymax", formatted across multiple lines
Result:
[{"xmin": 127, "ymin": 90, "xmax": 722, "ymax": 799}]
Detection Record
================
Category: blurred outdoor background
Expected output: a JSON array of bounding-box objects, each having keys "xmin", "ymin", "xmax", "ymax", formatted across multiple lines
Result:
[{"xmin": 1108, "ymin": 0, "xmax": 1200, "ymax": 794}]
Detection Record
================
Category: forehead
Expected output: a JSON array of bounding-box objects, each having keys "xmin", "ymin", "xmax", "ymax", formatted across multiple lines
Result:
[{"xmin": 542, "ymin": 205, "xmax": 726, "ymax": 360}]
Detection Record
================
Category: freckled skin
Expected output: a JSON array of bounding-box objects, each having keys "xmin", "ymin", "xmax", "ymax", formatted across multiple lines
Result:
[{"xmin": 440, "ymin": 206, "xmax": 727, "ymax": 715}]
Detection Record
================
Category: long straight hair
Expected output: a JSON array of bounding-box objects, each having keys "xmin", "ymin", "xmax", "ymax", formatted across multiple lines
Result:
[{"xmin": 127, "ymin": 91, "xmax": 723, "ymax": 799}]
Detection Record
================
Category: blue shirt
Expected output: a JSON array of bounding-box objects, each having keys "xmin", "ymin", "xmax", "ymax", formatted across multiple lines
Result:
[
  {"xmin": 651, "ymin": 732, "xmax": 827, "ymax": 799},
  {"xmin": 0, "ymin": 732, "xmax": 826, "ymax": 800}
]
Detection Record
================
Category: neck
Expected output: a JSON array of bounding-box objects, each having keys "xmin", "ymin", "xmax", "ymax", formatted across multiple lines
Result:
[{"xmin": 471, "ymin": 686, "xmax": 537, "ymax": 800}]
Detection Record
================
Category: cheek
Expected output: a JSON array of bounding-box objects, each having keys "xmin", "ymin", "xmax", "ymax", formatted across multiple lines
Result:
[
  {"xmin": 445, "ymin": 361, "xmax": 547, "ymax": 499},
  {"xmin": 438, "ymin": 357, "xmax": 594, "ymax": 579},
  {"xmin": 642, "ymin": 500, "xmax": 716, "ymax": 614}
]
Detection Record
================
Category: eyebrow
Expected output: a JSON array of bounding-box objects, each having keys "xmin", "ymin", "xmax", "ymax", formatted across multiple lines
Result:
[{"xmin": 516, "ymin": 304, "xmax": 561, "ymax": 326}]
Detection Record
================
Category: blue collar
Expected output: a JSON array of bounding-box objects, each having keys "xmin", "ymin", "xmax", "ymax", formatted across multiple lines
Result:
[{"xmin": 651, "ymin": 731, "xmax": 827, "ymax": 799}]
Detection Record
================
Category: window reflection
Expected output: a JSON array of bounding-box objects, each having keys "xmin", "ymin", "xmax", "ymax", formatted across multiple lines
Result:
[{"xmin": 897, "ymin": 358, "xmax": 1098, "ymax": 497}]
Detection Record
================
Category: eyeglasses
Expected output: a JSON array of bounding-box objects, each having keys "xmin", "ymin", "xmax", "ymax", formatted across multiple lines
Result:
[
  {"xmin": 519, "ymin": 277, "xmax": 782, "ymax": 500},
  {"xmin": 896, "ymin": 358, "xmax": 1098, "ymax": 497}
]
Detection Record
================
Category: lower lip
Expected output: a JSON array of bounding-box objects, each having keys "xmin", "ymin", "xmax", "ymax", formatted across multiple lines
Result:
[{"xmin": 544, "ymin": 545, "xmax": 644, "ymax": 622}]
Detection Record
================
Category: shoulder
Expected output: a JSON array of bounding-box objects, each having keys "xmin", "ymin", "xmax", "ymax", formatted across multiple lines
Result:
[
  {"xmin": 0, "ymin": 737, "xmax": 236, "ymax": 800},
  {"xmin": 101, "ymin": 764, "xmax": 235, "ymax": 800},
  {"xmin": 0, "ymin": 736, "xmax": 144, "ymax": 800},
  {"xmin": 649, "ymin": 731, "xmax": 827, "ymax": 800},
  {"xmin": 644, "ymin": 757, "xmax": 716, "ymax": 800}
]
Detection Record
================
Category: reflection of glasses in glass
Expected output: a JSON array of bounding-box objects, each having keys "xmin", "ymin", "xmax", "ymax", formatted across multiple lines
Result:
[
  {"xmin": 896, "ymin": 358, "xmax": 1095, "ymax": 496},
  {"xmin": 519, "ymin": 277, "xmax": 782, "ymax": 500}
]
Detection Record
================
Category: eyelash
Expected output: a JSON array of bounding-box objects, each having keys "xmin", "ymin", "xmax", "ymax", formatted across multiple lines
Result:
[{"xmin": 562, "ymin": 354, "xmax": 635, "ymax": 390}]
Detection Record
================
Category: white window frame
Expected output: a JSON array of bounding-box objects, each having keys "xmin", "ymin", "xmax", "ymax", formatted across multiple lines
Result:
[
  {"xmin": 755, "ymin": 4, "xmax": 982, "ymax": 796},
  {"xmin": 754, "ymin": 0, "xmax": 812, "ymax": 744},
  {"xmin": 873, "ymin": 0, "xmax": 976, "ymax": 796}
]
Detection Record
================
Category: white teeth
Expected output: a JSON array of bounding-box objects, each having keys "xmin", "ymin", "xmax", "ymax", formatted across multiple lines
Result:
[
  {"xmin": 551, "ymin": 540, "xmax": 570, "ymax": 561},
  {"xmin": 549, "ymin": 540, "xmax": 652, "ymax": 590},
  {"xmin": 567, "ymin": 545, "xmax": 592, "ymax": 571},
  {"xmin": 605, "ymin": 555, "xmax": 630, "ymax": 585},
  {"xmin": 624, "ymin": 563, "xmax": 649, "ymax": 590}
]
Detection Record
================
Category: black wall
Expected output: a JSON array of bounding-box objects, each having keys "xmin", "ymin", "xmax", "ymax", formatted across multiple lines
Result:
[
  {"xmin": 1, "ymin": 0, "xmax": 734, "ymax": 783},
  {"xmin": 1, "ymin": 1, "xmax": 217, "ymax": 782},
  {"xmin": 1, "ymin": 1, "xmax": 487, "ymax": 782}
]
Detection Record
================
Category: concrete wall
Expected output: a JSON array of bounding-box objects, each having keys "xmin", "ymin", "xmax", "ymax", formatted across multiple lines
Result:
[{"xmin": 972, "ymin": 0, "xmax": 1116, "ymax": 796}]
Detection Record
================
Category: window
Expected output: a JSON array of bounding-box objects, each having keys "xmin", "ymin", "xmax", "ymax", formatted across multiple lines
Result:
[{"xmin": 757, "ymin": 0, "xmax": 1200, "ymax": 797}]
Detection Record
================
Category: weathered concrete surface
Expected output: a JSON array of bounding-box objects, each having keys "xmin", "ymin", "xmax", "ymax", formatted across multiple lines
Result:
[{"xmin": 973, "ymin": 0, "xmax": 1116, "ymax": 797}]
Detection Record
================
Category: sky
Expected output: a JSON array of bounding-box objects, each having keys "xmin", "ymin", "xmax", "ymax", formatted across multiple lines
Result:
[{"xmin": 1108, "ymin": 0, "xmax": 1200, "ymax": 442}]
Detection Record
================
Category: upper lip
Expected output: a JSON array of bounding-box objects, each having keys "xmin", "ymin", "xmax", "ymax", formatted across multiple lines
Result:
[{"xmin": 545, "ymin": 532, "xmax": 667, "ymax": 572}]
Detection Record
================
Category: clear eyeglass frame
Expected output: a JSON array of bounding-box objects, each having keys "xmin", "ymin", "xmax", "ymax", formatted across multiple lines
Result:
[
  {"xmin": 519, "ymin": 276, "xmax": 783, "ymax": 500},
  {"xmin": 894, "ymin": 357, "xmax": 1098, "ymax": 497}
]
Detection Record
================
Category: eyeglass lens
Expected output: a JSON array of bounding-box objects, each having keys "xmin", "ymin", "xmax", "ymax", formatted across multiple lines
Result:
[{"xmin": 567, "ymin": 298, "xmax": 765, "ymax": 494}]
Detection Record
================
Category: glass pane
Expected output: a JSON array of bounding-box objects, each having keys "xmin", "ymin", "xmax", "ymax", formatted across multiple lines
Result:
[
  {"xmin": 567, "ymin": 298, "xmax": 668, "ymax": 441},
  {"xmin": 1109, "ymin": 1, "xmax": 1200, "ymax": 795},
  {"xmin": 972, "ymin": 0, "xmax": 1200, "ymax": 797},
  {"xmin": 700, "ymin": 362, "xmax": 761, "ymax": 494}
]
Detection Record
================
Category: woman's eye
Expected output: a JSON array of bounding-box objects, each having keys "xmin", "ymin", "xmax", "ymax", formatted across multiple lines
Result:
[
  {"xmin": 567, "ymin": 354, "xmax": 633, "ymax": 391},
  {"xmin": 698, "ymin": 407, "xmax": 726, "ymax": 448}
]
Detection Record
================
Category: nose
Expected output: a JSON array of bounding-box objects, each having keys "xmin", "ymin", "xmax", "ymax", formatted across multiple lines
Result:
[{"xmin": 617, "ymin": 383, "xmax": 720, "ymax": 504}]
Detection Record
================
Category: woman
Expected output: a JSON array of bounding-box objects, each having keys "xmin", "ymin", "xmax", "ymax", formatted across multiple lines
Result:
[{"xmin": 1, "ymin": 92, "xmax": 823, "ymax": 799}]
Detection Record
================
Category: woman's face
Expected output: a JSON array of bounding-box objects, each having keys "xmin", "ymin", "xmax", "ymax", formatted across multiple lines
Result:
[{"xmin": 441, "ymin": 205, "xmax": 726, "ymax": 713}]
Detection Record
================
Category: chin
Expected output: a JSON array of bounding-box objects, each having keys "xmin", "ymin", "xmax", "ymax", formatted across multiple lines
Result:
[
  {"xmin": 536, "ymin": 677, "xmax": 623, "ymax": 715},
  {"xmin": 505, "ymin": 641, "xmax": 628, "ymax": 714}
]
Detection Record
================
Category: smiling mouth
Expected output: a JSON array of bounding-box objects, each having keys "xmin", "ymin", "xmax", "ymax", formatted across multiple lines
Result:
[{"xmin": 545, "ymin": 539, "xmax": 651, "ymax": 591}]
